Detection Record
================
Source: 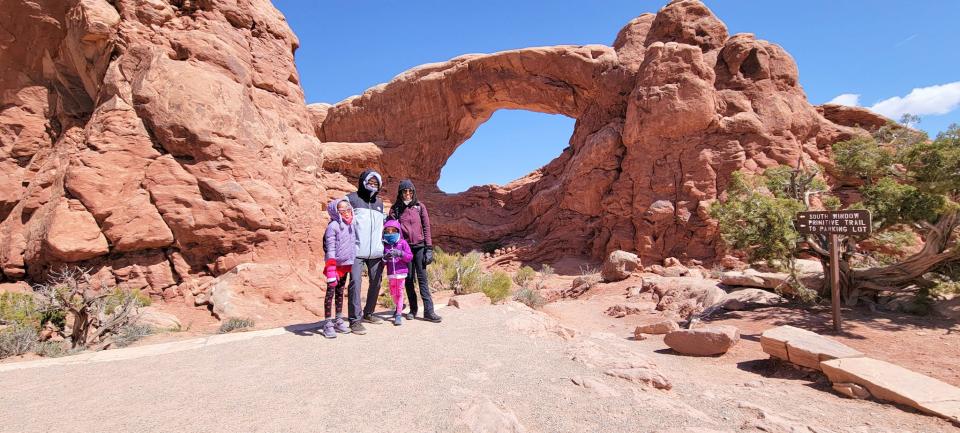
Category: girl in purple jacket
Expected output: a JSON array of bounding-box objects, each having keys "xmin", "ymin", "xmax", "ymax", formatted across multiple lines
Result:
[
  {"xmin": 382, "ymin": 219, "xmax": 413, "ymax": 326},
  {"xmin": 322, "ymin": 198, "xmax": 357, "ymax": 338}
]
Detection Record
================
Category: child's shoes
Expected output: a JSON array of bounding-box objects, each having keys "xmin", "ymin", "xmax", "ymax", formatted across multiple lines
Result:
[
  {"xmin": 393, "ymin": 314, "xmax": 402, "ymax": 326},
  {"xmin": 334, "ymin": 317, "xmax": 351, "ymax": 334},
  {"xmin": 322, "ymin": 320, "xmax": 337, "ymax": 338}
]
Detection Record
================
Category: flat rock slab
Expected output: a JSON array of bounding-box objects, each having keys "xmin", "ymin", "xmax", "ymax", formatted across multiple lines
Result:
[
  {"xmin": 821, "ymin": 357, "xmax": 960, "ymax": 425},
  {"xmin": 664, "ymin": 325, "xmax": 739, "ymax": 356},
  {"xmin": 760, "ymin": 325, "xmax": 863, "ymax": 370}
]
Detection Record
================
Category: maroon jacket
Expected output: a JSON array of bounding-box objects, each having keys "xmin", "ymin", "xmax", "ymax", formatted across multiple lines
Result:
[{"xmin": 389, "ymin": 203, "xmax": 432, "ymax": 247}]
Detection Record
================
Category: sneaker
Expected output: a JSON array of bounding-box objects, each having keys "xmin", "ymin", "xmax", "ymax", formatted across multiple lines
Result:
[
  {"xmin": 423, "ymin": 312, "xmax": 442, "ymax": 323},
  {"xmin": 393, "ymin": 314, "xmax": 402, "ymax": 326},
  {"xmin": 363, "ymin": 313, "xmax": 383, "ymax": 324},
  {"xmin": 334, "ymin": 317, "xmax": 351, "ymax": 334},
  {"xmin": 321, "ymin": 320, "xmax": 337, "ymax": 339},
  {"xmin": 402, "ymin": 312, "xmax": 415, "ymax": 320},
  {"xmin": 350, "ymin": 321, "xmax": 367, "ymax": 335}
]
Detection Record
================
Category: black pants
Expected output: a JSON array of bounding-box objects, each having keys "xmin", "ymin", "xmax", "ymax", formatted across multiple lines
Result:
[
  {"xmin": 405, "ymin": 245, "xmax": 434, "ymax": 315},
  {"xmin": 324, "ymin": 274, "xmax": 350, "ymax": 319},
  {"xmin": 350, "ymin": 257, "xmax": 384, "ymax": 323}
]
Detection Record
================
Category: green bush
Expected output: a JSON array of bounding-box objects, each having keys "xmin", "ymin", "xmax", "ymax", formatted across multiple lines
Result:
[
  {"xmin": 35, "ymin": 341, "xmax": 67, "ymax": 358},
  {"xmin": 481, "ymin": 271, "xmax": 512, "ymax": 303},
  {"xmin": 0, "ymin": 324, "xmax": 38, "ymax": 358},
  {"xmin": 513, "ymin": 266, "xmax": 536, "ymax": 288},
  {"xmin": 0, "ymin": 292, "xmax": 41, "ymax": 328},
  {"xmin": 513, "ymin": 287, "xmax": 546, "ymax": 309},
  {"xmin": 218, "ymin": 317, "xmax": 255, "ymax": 334},
  {"xmin": 427, "ymin": 249, "xmax": 485, "ymax": 294}
]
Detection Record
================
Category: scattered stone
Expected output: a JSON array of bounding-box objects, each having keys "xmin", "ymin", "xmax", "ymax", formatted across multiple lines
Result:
[
  {"xmin": 605, "ymin": 304, "xmax": 644, "ymax": 318},
  {"xmin": 718, "ymin": 288, "xmax": 786, "ymax": 311},
  {"xmin": 665, "ymin": 325, "xmax": 740, "ymax": 356},
  {"xmin": 821, "ymin": 357, "xmax": 960, "ymax": 424},
  {"xmin": 760, "ymin": 325, "xmax": 863, "ymax": 370},
  {"xmin": 448, "ymin": 292, "xmax": 492, "ymax": 309},
  {"xmin": 601, "ymin": 250, "xmax": 641, "ymax": 282},
  {"xmin": 831, "ymin": 382, "xmax": 871, "ymax": 400},
  {"xmin": 633, "ymin": 332, "xmax": 648, "ymax": 341},
  {"xmin": 635, "ymin": 319, "xmax": 680, "ymax": 335}
]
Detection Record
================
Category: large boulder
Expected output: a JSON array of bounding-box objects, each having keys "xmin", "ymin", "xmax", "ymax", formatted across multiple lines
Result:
[
  {"xmin": 717, "ymin": 288, "xmax": 786, "ymax": 310},
  {"xmin": 601, "ymin": 250, "xmax": 641, "ymax": 282},
  {"xmin": 448, "ymin": 292, "xmax": 492, "ymax": 309},
  {"xmin": 664, "ymin": 325, "xmax": 740, "ymax": 356},
  {"xmin": 760, "ymin": 325, "xmax": 863, "ymax": 370}
]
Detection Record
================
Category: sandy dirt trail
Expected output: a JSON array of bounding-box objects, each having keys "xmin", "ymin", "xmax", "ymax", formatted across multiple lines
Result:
[{"xmin": 0, "ymin": 304, "xmax": 955, "ymax": 433}]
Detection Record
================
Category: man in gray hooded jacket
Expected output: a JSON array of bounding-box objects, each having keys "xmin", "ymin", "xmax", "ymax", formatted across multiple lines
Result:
[{"xmin": 346, "ymin": 169, "xmax": 386, "ymax": 334}]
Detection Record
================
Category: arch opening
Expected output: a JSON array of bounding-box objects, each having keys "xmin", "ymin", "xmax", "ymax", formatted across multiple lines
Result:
[{"xmin": 437, "ymin": 109, "xmax": 576, "ymax": 193}]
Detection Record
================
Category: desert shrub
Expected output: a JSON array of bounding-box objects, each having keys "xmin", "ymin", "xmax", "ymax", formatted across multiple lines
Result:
[
  {"xmin": 513, "ymin": 266, "xmax": 536, "ymax": 288},
  {"xmin": 112, "ymin": 323, "xmax": 153, "ymax": 348},
  {"xmin": 481, "ymin": 271, "xmax": 512, "ymax": 303},
  {"xmin": 428, "ymin": 249, "xmax": 485, "ymax": 294},
  {"xmin": 514, "ymin": 287, "xmax": 546, "ymax": 309},
  {"xmin": 218, "ymin": 317, "xmax": 255, "ymax": 334},
  {"xmin": 539, "ymin": 264, "xmax": 555, "ymax": 279},
  {"xmin": 0, "ymin": 292, "xmax": 41, "ymax": 328},
  {"xmin": 0, "ymin": 323, "xmax": 38, "ymax": 358},
  {"xmin": 378, "ymin": 279, "xmax": 395, "ymax": 310},
  {"xmin": 35, "ymin": 267, "xmax": 149, "ymax": 349},
  {"xmin": 34, "ymin": 341, "xmax": 67, "ymax": 358}
]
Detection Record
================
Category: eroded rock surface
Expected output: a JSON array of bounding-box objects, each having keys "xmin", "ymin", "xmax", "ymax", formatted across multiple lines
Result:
[{"xmin": 0, "ymin": 0, "xmax": 885, "ymax": 320}]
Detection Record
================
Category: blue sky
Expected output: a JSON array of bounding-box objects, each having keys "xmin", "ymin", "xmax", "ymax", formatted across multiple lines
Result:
[{"xmin": 274, "ymin": 0, "xmax": 960, "ymax": 192}]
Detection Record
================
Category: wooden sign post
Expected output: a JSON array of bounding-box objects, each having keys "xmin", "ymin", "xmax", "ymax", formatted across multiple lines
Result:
[{"xmin": 795, "ymin": 210, "xmax": 872, "ymax": 332}]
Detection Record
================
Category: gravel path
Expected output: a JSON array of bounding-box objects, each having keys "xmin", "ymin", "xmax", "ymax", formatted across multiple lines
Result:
[{"xmin": 1, "ymin": 304, "xmax": 956, "ymax": 432}]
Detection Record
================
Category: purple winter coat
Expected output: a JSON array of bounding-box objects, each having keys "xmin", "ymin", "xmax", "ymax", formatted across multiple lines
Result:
[
  {"xmin": 382, "ymin": 220, "xmax": 413, "ymax": 277},
  {"xmin": 324, "ymin": 197, "xmax": 357, "ymax": 266},
  {"xmin": 389, "ymin": 203, "xmax": 432, "ymax": 247}
]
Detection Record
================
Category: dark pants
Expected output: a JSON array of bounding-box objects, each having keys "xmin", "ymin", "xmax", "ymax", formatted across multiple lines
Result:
[
  {"xmin": 324, "ymin": 273, "xmax": 350, "ymax": 319},
  {"xmin": 405, "ymin": 245, "xmax": 434, "ymax": 316},
  {"xmin": 350, "ymin": 257, "xmax": 384, "ymax": 323}
]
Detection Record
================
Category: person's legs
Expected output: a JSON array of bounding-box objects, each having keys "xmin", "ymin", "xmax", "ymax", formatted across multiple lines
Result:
[
  {"xmin": 334, "ymin": 274, "xmax": 351, "ymax": 333},
  {"xmin": 389, "ymin": 278, "xmax": 404, "ymax": 315},
  {"xmin": 324, "ymin": 281, "xmax": 335, "ymax": 320},
  {"xmin": 415, "ymin": 250, "xmax": 436, "ymax": 316},
  {"xmin": 362, "ymin": 258, "xmax": 384, "ymax": 317},
  {"xmin": 348, "ymin": 261, "xmax": 364, "ymax": 323},
  {"xmin": 404, "ymin": 247, "xmax": 422, "ymax": 316}
]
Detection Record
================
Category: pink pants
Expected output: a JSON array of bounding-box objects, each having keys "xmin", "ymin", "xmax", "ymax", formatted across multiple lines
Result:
[{"xmin": 389, "ymin": 276, "xmax": 406, "ymax": 315}]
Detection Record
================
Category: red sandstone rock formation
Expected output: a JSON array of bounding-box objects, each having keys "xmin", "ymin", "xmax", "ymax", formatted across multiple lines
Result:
[
  {"xmin": 0, "ymin": 0, "xmax": 890, "ymax": 317},
  {"xmin": 317, "ymin": 0, "xmax": 889, "ymax": 264}
]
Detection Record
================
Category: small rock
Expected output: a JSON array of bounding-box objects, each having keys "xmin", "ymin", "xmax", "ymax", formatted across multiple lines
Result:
[
  {"xmin": 634, "ymin": 320, "xmax": 680, "ymax": 335},
  {"xmin": 601, "ymin": 250, "xmax": 641, "ymax": 282},
  {"xmin": 633, "ymin": 332, "xmax": 648, "ymax": 341},
  {"xmin": 605, "ymin": 367, "xmax": 672, "ymax": 390},
  {"xmin": 664, "ymin": 325, "xmax": 740, "ymax": 356},
  {"xmin": 0, "ymin": 281, "xmax": 31, "ymax": 294},
  {"xmin": 605, "ymin": 304, "xmax": 644, "ymax": 318},
  {"xmin": 832, "ymin": 382, "xmax": 871, "ymax": 399},
  {"xmin": 718, "ymin": 288, "xmax": 786, "ymax": 311},
  {"xmin": 135, "ymin": 307, "xmax": 182, "ymax": 330},
  {"xmin": 448, "ymin": 292, "xmax": 492, "ymax": 309}
]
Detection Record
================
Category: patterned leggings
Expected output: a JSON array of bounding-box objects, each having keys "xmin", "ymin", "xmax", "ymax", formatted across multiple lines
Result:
[{"xmin": 324, "ymin": 274, "xmax": 349, "ymax": 319}]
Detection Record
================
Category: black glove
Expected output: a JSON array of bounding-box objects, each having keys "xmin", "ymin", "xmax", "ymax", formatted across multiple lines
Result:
[{"xmin": 424, "ymin": 247, "xmax": 435, "ymax": 265}]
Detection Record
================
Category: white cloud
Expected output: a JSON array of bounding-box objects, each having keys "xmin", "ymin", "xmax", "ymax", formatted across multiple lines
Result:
[
  {"xmin": 827, "ymin": 93, "xmax": 861, "ymax": 107},
  {"xmin": 869, "ymin": 81, "xmax": 960, "ymax": 119}
]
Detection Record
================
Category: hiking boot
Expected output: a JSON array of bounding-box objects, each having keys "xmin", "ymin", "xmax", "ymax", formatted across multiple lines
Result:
[
  {"xmin": 393, "ymin": 314, "xmax": 402, "ymax": 326},
  {"xmin": 363, "ymin": 313, "xmax": 383, "ymax": 324},
  {"xmin": 402, "ymin": 312, "xmax": 415, "ymax": 320},
  {"xmin": 333, "ymin": 317, "xmax": 351, "ymax": 334},
  {"xmin": 423, "ymin": 312, "xmax": 442, "ymax": 323},
  {"xmin": 350, "ymin": 321, "xmax": 367, "ymax": 335},
  {"xmin": 321, "ymin": 320, "xmax": 337, "ymax": 339}
]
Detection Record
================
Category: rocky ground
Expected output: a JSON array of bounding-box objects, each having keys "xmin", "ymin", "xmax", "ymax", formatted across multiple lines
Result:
[{"xmin": 2, "ymin": 286, "xmax": 958, "ymax": 432}]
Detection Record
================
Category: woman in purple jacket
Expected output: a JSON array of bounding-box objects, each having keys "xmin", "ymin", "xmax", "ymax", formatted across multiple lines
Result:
[{"xmin": 387, "ymin": 179, "xmax": 442, "ymax": 323}]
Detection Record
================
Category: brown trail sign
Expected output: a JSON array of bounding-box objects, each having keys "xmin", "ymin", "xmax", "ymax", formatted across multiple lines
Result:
[{"xmin": 794, "ymin": 210, "xmax": 872, "ymax": 332}]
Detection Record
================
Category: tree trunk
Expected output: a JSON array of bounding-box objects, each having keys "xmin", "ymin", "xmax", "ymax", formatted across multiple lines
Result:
[{"xmin": 852, "ymin": 209, "xmax": 960, "ymax": 293}]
